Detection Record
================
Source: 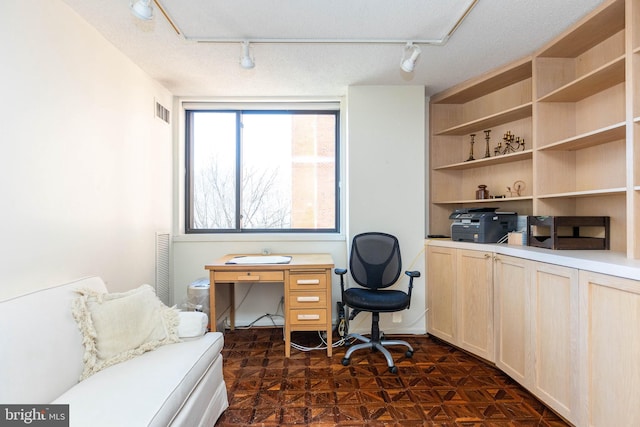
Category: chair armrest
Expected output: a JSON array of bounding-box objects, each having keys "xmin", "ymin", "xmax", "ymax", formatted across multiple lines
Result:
[
  {"xmin": 404, "ymin": 270, "xmax": 420, "ymax": 309},
  {"xmin": 334, "ymin": 268, "xmax": 348, "ymax": 294}
]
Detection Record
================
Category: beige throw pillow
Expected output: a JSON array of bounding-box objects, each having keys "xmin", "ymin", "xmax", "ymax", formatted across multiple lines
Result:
[{"xmin": 73, "ymin": 284, "xmax": 180, "ymax": 380}]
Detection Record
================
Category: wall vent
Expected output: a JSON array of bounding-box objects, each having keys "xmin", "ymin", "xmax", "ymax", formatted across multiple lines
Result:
[
  {"xmin": 155, "ymin": 232, "xmax": 171, "ymax": 305},
  {"xmin": 155, "ymin": 101, "xmax": 170, "ymax": 124}
]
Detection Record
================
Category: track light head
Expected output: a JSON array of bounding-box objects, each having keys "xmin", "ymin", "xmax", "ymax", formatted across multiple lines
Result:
[
  {"xmin": 400, "ymin": 42, "xmax": 421, "ymax": 73},
  {"xmin": 130, "ymin": 0, "xmax": 153, "ymax": 20},
  {"xmin": 240, "ymin": 41, "xmax": 255, "ymax": 69}
]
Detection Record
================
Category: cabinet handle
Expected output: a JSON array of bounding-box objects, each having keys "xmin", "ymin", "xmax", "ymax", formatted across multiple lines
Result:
[
  {"xmin": 297, "ymin": 296, "xmax": 320, "ymax": 302},
  {"xmin": 296, "ymin": 279, "xmax": 320, "ymax": 285},
  {"xmin": 297, "ymin": 314, "xmax": 320, "ymax": 320}
]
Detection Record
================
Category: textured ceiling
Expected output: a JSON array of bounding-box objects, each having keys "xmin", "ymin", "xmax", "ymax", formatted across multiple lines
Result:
[
  {"xmin": 160, "ymin": 0, "xmax": 476, "ymax": 42},
  {"xmin": 61, "ymin": 0, "xmax": 606, "ymax": 98}
]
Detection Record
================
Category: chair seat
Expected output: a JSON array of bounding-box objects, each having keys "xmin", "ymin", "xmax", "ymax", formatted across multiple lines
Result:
[{"xmin": 343, "ymin": 288, "xmax": 410, "ymax": 312}]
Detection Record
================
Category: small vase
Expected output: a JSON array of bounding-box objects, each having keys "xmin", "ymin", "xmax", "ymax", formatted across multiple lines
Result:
[{"xmin": 476, "ymin": 185, "xmax": 489, "ymax": 200}]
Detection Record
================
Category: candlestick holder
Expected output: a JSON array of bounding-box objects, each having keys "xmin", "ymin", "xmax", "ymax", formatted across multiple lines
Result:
[
  {"xmin": 466, "ymin": 134, "xmax": 476, "ymax": 161},
  {"xmin": 483, "ymin": 130, "xmax": 491, "ymax": 158}
]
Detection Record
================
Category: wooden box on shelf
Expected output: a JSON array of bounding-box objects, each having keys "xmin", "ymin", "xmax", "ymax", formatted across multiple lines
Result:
[{"xmin": 527, "ymin": 216, "xmax": 610, "ymax": 250}]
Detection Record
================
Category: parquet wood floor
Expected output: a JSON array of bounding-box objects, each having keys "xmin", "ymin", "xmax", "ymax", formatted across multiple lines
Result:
[{"xmin": 215, "ymin": 328, "xmax": 569, "ymax": 426}]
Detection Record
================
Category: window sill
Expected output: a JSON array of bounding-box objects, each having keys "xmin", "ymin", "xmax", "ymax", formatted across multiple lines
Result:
[{"xmin": 172, "ymin": 233, "xmax": 346, "ymax": 243}]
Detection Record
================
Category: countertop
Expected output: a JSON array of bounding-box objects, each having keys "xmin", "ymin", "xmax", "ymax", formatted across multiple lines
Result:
[{"xmin": 426, "ymin": 238, "xmax": 640, "ymax": 281}]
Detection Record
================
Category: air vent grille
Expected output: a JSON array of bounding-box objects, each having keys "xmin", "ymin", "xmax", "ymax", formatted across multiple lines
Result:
[
  {"xmin": 155, "ymin": 101, "xmax": 170, "ymax": 124},
  {"xmin": 155, "ymin": 232, "xmax": 171, "ymax": 305}
]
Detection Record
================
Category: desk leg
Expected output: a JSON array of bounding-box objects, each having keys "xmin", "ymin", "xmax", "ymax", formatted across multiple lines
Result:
[
  {"xmin": 209, "ymin": 272, "xmax": 216, "ymax": 332},
  {"xmin": 229, "ymin": 283, "xmax": 235, "ymax": 330}
]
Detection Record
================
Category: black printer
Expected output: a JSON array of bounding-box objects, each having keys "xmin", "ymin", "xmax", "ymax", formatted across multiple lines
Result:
[{"xmin": 450, "ymin": 207, "xmax": 517, "ymax": 243}]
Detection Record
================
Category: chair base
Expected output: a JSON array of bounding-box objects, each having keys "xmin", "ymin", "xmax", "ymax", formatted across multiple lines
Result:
[{"xmin": 342, "ymin": 332, "xmax": 414, "ymax": 374}]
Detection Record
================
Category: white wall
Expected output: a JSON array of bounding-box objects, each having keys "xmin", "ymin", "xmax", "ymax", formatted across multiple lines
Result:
[
  {"xmin": 0, "ymin": 0, "xmax": 173, "ymax": 299},
  {"xmin": 172, "ymin": 86, "xmax": 427, "ymax": 334},
  {"xmin": 346, "ymin": 85, "xmax": 427, "ymax": 334}
]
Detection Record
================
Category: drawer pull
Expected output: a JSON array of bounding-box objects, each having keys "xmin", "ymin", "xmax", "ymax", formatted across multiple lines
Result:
[
  {"xmin": 238, "ymin": 275, "xmax": 259, "ymax": 281},
  {"xmin": 296, "ymin": 296, "xmax": 320, "ymax": 302},
  {"xmin": 297, "ymin": 279, "xmax": 320, "ymax": 285},
  {"xmin": 297, "ymin": 314, "xmax": 320, "ymax": 321}
]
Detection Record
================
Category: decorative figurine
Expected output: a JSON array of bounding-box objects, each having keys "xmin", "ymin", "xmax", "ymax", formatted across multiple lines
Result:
[
  {"xmin": 507, "ymin": 180, "xmax": 526, "ymax": 197},
  {"xmin": 476, "ymin": 184, "xmax": 489, "ymax": 199}
]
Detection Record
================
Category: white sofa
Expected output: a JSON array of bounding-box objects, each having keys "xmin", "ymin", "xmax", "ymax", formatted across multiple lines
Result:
[{"xmin": 0, "ymin": 276, "xmax": 228, "ymax": 427}]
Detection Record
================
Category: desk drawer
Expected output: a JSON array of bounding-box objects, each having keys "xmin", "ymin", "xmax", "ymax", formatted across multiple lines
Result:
[
  {"xmin": 289, "ymin": 308, "xmax": 327, "ymax": 326},
  {"xmin": 289, "ymin": 291, "xmax": 326, "ymax": 308},
  {"xmin": 289, "ymin": 273, "xmax": 327, "ymax": 290},
  {"xmin": 214, "ymin": 271, "xmax": 284, "ymax": 282}
]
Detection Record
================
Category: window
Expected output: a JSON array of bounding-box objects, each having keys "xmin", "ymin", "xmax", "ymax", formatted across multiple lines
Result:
[{"xmin": 185, "ymin": 106, "xmax": 340, "ymax": 233}]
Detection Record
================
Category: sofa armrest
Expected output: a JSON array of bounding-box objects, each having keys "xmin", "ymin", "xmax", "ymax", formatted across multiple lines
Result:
[{"xmin": 178, "ymin": 311, "xmax": 208, "ymax": 338}]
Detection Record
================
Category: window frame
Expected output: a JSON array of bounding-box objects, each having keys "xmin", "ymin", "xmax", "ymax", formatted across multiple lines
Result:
[{"xmin": 184, "ymin": 106, "xmax": 341, "ymax": 234}]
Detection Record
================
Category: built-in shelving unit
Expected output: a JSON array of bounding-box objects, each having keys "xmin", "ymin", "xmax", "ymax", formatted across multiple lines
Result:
[
  {"xmin": 429, "ymin": 57, "xmax": 534, "ymax": 233},
  {"xmin": 429, "ymin": 0, "xmax": 640, "ymax": 258},
  {"xmin": 632, "ymin": 0, "xmax": 640, "ymax": 257}
]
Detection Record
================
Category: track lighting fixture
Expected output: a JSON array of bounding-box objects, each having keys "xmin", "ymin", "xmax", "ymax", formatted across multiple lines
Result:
[
  {"xmin": 400, "ymin": 42, "xmax": 421, "ymax": 73},
  {"xmin": 239, "ymin": 41, "xmax": 255, "ymax": 69},
  {"xmin": 130, "ymin": 0, "xmax": 153, "ymax": 21}
]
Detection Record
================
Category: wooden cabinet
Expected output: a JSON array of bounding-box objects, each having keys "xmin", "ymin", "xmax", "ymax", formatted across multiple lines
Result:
[
  {"xmin": 494, "ymin": 254, "xmax": 531, "ymax": 387},
  {"xmin": 456, "ymin": 249, "xmax": 494, "ymax": 361},
  {"xmin": 494, "ymin": 255, "xmax": 579, "ymax": 423},
  {"xmin": 428, "ymin": 241, "xmax": 640, "ymax": 425},
  {"xmin": 578, "ymin": 271, "xmax": 640, "ymax": 426},
  {"xmin": 429, "ymin": 0, "xmax": 640, "ymax": 258},
  {"xmin": 530, "ymin": 262, "xmax": 579, "ymax": 423},
  {"xmin": 426, "ymin": 246, "xmax": 494, "ymax": 362},
  {"xmin": 426, "ymin": 245, "xmax": 456, "ymax": 343}
]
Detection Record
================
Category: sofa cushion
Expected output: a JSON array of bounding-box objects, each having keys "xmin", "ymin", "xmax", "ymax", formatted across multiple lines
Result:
[
  {"xmin": 73, "ymin": 284, "xmax": 180, "ymax": 380},
  {"xmin": 53, "ymin": 332, "xmax": 225, "ymax": 427}
]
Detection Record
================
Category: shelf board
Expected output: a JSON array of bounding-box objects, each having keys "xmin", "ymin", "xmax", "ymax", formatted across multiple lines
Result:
[
  {"xmin": 633, "ymin": 45, "xmax": 640, "ymax": 55},
  {"xmin": 433, "ymin": 196, "xmax": 533, "ymax": 205},
  {"xmin": 537, "ymin": 56, "xmax": 625, "ymax": 102},
  {"xmin": 434, "ymin": 149, "xmax": 533, "ymax": 171},
  {"xmin": 634, "ymin": 117, "xmax": 640, "ymax": 124},
  {"xmin": 537, "ymin": 0, "xmax": 625, "ymax": 58},
  {"xmin": 436, "ymin": 103, "xmax": 532, "ymax": 136},
  {"xmin": 432, "ymin": 58, "xmax": 532, "ymax": 104},
  {"xmin": 537, "ymin": 188, "xmax": 626, "ymax": 199},
  {"xmin": 538, "ymin": 122, "xmax": 626, "ymax": 151}
]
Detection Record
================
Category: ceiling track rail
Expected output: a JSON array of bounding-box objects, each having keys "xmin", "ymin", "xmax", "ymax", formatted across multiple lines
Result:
[{"xmin": 155, "ymin": 0, "xmax": 479, "ymax": 46}]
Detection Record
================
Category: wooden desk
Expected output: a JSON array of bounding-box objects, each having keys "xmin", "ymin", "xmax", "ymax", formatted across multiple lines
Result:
[{"xmin": 205, "ymin": 253, "xmax": 334, "ymax": 357}]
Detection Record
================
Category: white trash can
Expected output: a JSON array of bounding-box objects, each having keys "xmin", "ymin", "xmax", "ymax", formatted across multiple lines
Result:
[{"xmin": 187, "ymin": 278, "xmax": 210, "ymax": 320}]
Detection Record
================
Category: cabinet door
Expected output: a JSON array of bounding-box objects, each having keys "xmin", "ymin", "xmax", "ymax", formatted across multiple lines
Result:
[
  {"xmin": 578, "ymin": 271, "xmax": 640, "ymax": 427},
  {"xmin": 531, "ymin": 262, "xmax": 579, "ymax": 423},
  {"xmin": 494, "ymin": 254, "xmax": 531, "ymax": 387},
  {"xmin": 457, "ymin": 249, "xmax": 494, "ymax": 362},
  {"xmin": 426, "ymin": 246, "xmax": 456, "ymax": 342}
]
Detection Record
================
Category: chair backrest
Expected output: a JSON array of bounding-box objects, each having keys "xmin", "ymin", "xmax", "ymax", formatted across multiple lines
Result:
[{"xmin": 349, "ymin": 232, "xmax": 402, "ymax": 290}]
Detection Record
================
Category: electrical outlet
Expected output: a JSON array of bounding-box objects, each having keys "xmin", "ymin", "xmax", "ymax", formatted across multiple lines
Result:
[{"xmin": 392, "ymin": 312, "xmax": 402, "ymax": 323}]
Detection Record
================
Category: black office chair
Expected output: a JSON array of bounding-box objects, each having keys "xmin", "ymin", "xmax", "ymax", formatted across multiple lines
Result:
[{"xmin": 335, "ymin": 232, "xmax": 420, "ymax": 373}]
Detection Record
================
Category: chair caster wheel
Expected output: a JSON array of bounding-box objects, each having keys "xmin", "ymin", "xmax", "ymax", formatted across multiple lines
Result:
[
  {"xmin": 341, "ymin": 358, "xmax": 350, "ymax": 366},
  {"xmin": 389, "ymin": 366, "xmax": 398, "ymax": 374},
  {"xmin": 405, "ymin": 350, "xmax": 414, "ymax": 358}
]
